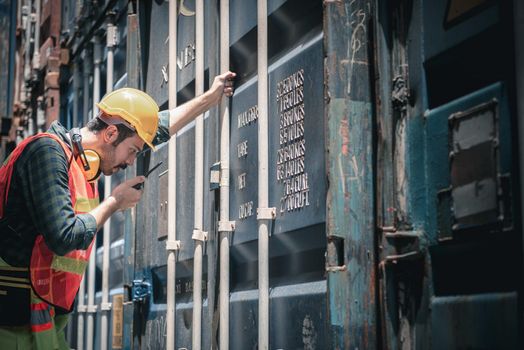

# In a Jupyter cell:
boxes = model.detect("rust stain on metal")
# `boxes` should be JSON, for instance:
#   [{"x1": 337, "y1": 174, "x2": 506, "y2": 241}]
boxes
[
  {"x1": 129, "y1": 15, "x2": 139, "y2": 31},
  {"x1": 324, "y1": 0, "x2": 346, "y2": 14},
  {"x1": 339, "y1": 118, "x2": 350, "y2": 156}
]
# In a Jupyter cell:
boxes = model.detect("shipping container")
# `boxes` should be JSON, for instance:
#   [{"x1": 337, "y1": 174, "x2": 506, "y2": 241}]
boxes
[{"x1": 3, "y1": 0, "x2": 524, "y2": 349}]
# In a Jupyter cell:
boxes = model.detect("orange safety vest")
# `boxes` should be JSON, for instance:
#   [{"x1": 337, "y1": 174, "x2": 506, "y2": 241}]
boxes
[{"x1": 0, "y1": 132, "x2": 99, "y2": 313}]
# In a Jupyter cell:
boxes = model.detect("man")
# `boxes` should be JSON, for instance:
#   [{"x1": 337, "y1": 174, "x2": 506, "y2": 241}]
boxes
[{"x1": 0, "y1": 71, "x2": 235, "y2": 349}]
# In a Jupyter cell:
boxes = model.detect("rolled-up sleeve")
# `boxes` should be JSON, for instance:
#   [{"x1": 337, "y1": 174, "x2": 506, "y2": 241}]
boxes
[
  {"x1": 18, "y1": 138, "x2": 97, "y2": 255},
  {"x1": 152, "y1": 110, "x2": 171, "y2": 146}
]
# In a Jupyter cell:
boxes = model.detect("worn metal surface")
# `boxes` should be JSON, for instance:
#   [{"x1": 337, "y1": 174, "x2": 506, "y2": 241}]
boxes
[
  {"x1": 325, "y1": 0, "x2": 376, "y2": 348},
  {"x1": 426, "y1": 83, "x2": 513, "y2": 241},
  {"x1": 431, "y1": 292, "x2": 518, "y2": 349},
  {"x1": 144, "y1": 0, "x2": 170, "y2": 107},
  {"x1": 374, "y1": 1, "x2": 433, "y2": 349},
  {"x1": 122, "y1": 11, "x2": 142, "y2": 350},
  {"x1": 129, "y1": 0, "x2": 223, "y2": 348},
  {"x1": 229, "y1": 78, "x2": 259, "y2": 241},
  {"x1": 230, "y1": 36, "x2": 325, "y2": 240},
  {"x1": 268, "y1": 36, "x2": 325, "y2": 234},
  {"x1": 230, "y1": 0, "x2": 322, "y2": 85},
  {"x1": 448, "y1": 100, "x2": 500, "y2": 230},
  {"x1": 426, "y1": 81, "x2": 519, "y2": 348}
]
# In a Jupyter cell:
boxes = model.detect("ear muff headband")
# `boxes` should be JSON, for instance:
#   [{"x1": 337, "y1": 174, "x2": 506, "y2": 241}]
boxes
[{"x1": 69, "y1": 128, "x2": 102, "y2": 182}]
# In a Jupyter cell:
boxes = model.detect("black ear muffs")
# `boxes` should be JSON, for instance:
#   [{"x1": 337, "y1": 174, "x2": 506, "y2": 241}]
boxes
[{"x1": 69, "y1": 128, "x2": 102, "y2": 182}]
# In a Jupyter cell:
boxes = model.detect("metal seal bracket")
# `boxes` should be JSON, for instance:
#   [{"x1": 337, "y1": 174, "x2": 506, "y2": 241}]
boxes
[
  {"x1": 86, "y1": 305, "x2": 98, "y2": 313},
  {"x1": 257, "y1": 207, "x2": 276, "y2": 220},
  {"x1": 106, "y1": 24, "x2": 117, "y2": 48},
  {"x1": 77, "y1": 305, "x2": 87, "y2": 313},
  {"x1": 218, "y1": 220, "x2": 235, "y2": 232},
  {"x1": 100, "y1": 302, "x2": 112, "y2": 311},
  {"x1": 192, "y1": 229, "x2": 208, "y2": 242},
  {"x1": 166, "y1": 240, "x2": 181, "y2": 251}
]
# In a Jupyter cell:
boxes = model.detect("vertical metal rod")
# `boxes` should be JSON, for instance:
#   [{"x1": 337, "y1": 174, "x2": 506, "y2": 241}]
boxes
[
  {"x1": 166, "y1": 0, "x2": 178, "y2": 348},
  {"x1": 72, "y1": 61, "x2": 80, "y2": 127},
  {"x1": 100, "y1": 21, "x2": 116, "y2": 350},
  {"x1": 257, "y1": 0, "x2": 269, "y2": 349},
  {"x1": 86, "y1": 35, "x2": 101, "y2": 350},
  {"x1": 82, "y1": 50, "x2": 91, "y2": 124},
  {"x1": 92, "y1": 36, "x2": 101, "y2": 118},
  {"x1": 78, "y1": 48, "x2": 92, "y2": 350},
  {"x1": 85, "y1": 240, "x2": 97, "y2": 350},
  {"x1": 192, "y1": 0, "x2": 205, "y2": 349},
  {"x1": 219, "y1": 0, "x2": 231, "y2": 348},
  {"x1": 77, "y1": 277, "x2": 86, "y2": 350},
  {"x1": 32, "y1": 0, "x2": 41, "y2": 72}
]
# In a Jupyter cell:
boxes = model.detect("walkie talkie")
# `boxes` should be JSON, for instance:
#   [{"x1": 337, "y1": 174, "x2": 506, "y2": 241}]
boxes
[{"x1": 133, "y1": 161, "x2": 163, "y2": 190}]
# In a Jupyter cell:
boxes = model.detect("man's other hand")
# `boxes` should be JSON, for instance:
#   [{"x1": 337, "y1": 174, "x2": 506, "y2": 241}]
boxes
[{"x1": 111, "y1": 176, "x2": 146, "y2": 210}]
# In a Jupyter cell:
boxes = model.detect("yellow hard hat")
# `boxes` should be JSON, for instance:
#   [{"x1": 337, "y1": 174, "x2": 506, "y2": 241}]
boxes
[{"x1": 96, "y1": 88, "x2": 159, "y2": 150}]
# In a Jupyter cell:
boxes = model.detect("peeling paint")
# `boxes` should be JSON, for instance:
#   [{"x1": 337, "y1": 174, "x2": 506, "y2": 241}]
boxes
[
  {"x1": 302, "y1": 314, "x2": 318, "y2": 350},
  {"x1": 395, "y1": 115, "x2": 408, "y2": 221},
  {"x1": 145, "y1": 315, "x2": 167, "y2": 350}
]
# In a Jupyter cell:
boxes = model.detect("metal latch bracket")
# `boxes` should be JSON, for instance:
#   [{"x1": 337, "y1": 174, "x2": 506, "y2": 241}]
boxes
[
  {"x1": 192, "y1": 229, "x2": 208, "y2": 242},
  {"x1": 86, "y1": 305, "x2": 98, "y2": 313},
  {"x1": 209, "y1": 162, "x2": 221, "y2": 191},
  {"x1": 257, "y1": 207, "x2": 276, "y2": 220},
  {"x1": 218, "y1": 220, "x2": 236, "y2": 232},
  {"x1": 77, "y1": 305, "x2": 87, "y2": 313},
  {"x1": 166, "y1": 240, "x2": 181, "y2": 251}
]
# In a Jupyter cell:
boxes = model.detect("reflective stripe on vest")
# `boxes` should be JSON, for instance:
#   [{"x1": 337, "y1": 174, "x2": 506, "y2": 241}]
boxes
[
  {"x1": 50, "y1": 255, "x2": 88, "y2": 275},
  {"x1": 0, "y1": 133, "x2": 99, "y2": 313},
  {"x1": 30, "y1": 301, "x2": 54, "y2": 332}
]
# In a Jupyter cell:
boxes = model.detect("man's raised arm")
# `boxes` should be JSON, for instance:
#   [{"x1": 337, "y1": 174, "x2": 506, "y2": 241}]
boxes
[{"x1": 168, "y1": 71, "x2": 236, "y2": 136}]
